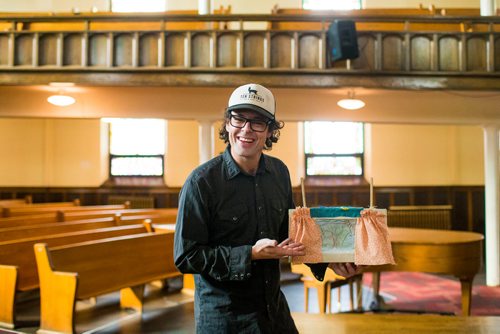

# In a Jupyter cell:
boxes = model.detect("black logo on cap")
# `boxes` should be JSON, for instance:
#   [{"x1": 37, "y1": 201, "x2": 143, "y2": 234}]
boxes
[{"x1": 239, "y1": 86, "x2": 264, "y2": 103}]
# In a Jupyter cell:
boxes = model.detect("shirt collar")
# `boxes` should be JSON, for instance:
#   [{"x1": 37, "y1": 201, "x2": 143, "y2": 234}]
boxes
[{"x1": 223, "y1": 145, "x2": 270, "y2": 180}]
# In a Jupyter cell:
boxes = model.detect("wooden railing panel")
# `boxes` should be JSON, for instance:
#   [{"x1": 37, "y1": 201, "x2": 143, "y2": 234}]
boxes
[
  {"x1": 0, "y1": 35, "x2": 8, "y2": 65},
  {"x1": 88, "y1": 33, "x2": 107, "y2": 66},
  {"x1": 382, "y1": 35, "x2": 404, "y2": 71},
  {"x1": 91, "y1": 21, "x2": 162, "y2": 31},
  {"x1": 439, "y1": 36, "x2": 460, "y2": 71},
  {"x1": 39, "y1": 33, "x2": 57, "y2": 66},
  {"x1": 113, "y1": 33, "x2": 131, "y2": 67},
  {"x1": 165, "y1": 32, "x2": 185, "y2": 67},
  {"x1": 299, "y1": 34, "x2": 320, "y2": 68},
  {"x1": 1, "y1": 14, "x2": 500, "y2": 90},
  {"x1": 351, "y1": 33, "x2": 375, "y2": 70},
  {"x1": 139, "y1": 33, "x2": 159, "y2": 67},
  {"x1": 191, "y1": 33, "x2": 210, "y2": 67},
  {"x1": 243, "y1": 33, "x2": 264, "y2": 67},
  {"x1": 14, "y1": 34, "x2": 32, "y2": 66},
  {"x1": 496, "y1": 37, "x2": 500, "y2": 71},
  {"x1": 467, "y1": 36, "x2": 487, "y2": 71},
  {"x1": 217, "y1": 32, "x2": 237, "y2": 67},
  {"x1": 24, "y1": 22, "x2": 85, "y2": 31},
  {"x1": 63, "y1": 33, "x2": 82, "y2": 66},
  {"x1": 271, "y1": 33, "x2": 292, "y2": 68},
  {"x1": 410, "y1": 35, "x2": 431, "y2": 71}
]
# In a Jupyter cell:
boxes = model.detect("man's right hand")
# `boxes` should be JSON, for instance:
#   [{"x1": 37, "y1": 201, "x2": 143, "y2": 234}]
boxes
[{"x1": 251, "y1": 238, "x2": 305, "y2": 260}]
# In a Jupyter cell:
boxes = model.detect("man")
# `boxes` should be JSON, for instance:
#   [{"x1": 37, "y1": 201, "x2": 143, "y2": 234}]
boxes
[{"x1": 174, "y1": 83, "x2": 359, "y2": 333}]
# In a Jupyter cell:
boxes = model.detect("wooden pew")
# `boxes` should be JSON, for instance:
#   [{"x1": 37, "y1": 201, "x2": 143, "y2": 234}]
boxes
[
  {"x1": 35, "y1": 232, "x2": 178, "y2": 334},
  {"x1": 0, "y1": 208, "x2": 177, "y2": 229},
  {"x1": 0, "y1": 213, "x2": 57, "y2": 229},
  {"x1": 0, "y1": 198, "x2": 30, "y2": 207},
  {"x1": 0, "y1": 198, "x2": 79, "y2": 211},
  {"x1": 2, "y1": 203, "x2": 128, "y2": 218},
  {"x1": 59, "y1": 208, "x2": 177, "y2": 222},
  {"x1": 0, "y1": 223, "x2": 150, "y2": 329},
  {"x1": 0, "y1": 217, "x2": 126, "y2": 242}
]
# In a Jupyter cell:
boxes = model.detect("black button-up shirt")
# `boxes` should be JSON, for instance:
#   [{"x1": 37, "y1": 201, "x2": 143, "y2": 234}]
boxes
[{"x1": 174, "y1": 146, "x2": 298, "y2": 333}]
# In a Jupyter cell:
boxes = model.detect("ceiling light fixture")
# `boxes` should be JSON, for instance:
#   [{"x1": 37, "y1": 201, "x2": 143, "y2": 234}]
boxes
[
  {"x1": 47, "y1": 82, "x2": 76, "y2": 107},
  {"x1": 47, "y1": 93, "x2": 76, "y2": 107},
  {"x1": 337, "y1": 90, "x2": 365, "y2": 110}
]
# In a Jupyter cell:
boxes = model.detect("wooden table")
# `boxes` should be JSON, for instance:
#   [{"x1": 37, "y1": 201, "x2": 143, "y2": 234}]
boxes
[
  {"x1": 294, "y1": 227, "x2": 484, "y2": 316},
  {"x1": 369, "y1": 227, "x2": 484, "y2": 316},
  {"x1": 292, "y1": 313, "x2": 500, "y2": 334}
]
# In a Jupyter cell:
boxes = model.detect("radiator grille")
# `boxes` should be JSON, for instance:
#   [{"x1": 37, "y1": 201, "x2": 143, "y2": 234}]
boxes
[
  {"x1": 387, "y1": 205, "x2": 452, "y2": 230},
  {"x1": 108, "y1": 196, "x2": 155, "y2": 209}
]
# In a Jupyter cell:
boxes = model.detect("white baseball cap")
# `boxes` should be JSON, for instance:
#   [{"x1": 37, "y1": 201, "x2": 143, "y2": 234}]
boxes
[{"x1": 227, "y1": 83, "x2": 276, "y2": 119}]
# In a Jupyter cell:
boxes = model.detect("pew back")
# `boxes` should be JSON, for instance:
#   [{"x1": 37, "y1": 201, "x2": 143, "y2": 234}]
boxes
[
  {"x1": 0, "y1": 213, "x2": 57, "y2": 228},
  {"x1": 0, "y1": 223, "x2": 150, "y2": 328},
  {"x1": 60, "y1": 208, "x2": 178, "y2": 221},
  {"x1": 34, "y1": 232, "x2": 178, "y2": 333},
  {"x1": 2, "y1": 204, "x2": 127, "y2": 217},
  {"x1": 0, "y1": 217, "x2": 121, "y2": 242},
  {"x1": 37, "y1": 232, "x2": 176, "y2": 298},
  {"x1": 0, "y1": 224, "x2": 148, "y2": 291}
]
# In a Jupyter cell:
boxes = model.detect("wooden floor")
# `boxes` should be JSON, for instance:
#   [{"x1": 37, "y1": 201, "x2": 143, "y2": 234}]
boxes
[
  {"x1": 4, "y1": 272, "x2": 499, "y2": 334},
  {"x1": 293, "y1": 313, "x2": 500, "y2": 334}
]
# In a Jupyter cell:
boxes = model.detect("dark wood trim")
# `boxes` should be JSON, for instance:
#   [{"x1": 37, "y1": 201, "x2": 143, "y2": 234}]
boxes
[{"x1": 0, "y1": 184, "x2": 484, "y2": 233}]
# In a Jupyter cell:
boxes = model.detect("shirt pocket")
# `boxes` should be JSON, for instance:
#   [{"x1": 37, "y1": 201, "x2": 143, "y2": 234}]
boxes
[
  {"x1": 217, "y1": 203, "x2": 249, "y2": 227},
  {"x1": 270, "y1": 199, "x2": 287, "y2": 225}
]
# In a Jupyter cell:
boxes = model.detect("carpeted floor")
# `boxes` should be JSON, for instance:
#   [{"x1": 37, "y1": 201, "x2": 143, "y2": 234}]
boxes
[{"x1": 362, "y1": 272, "x2": 500, "y2": 316}]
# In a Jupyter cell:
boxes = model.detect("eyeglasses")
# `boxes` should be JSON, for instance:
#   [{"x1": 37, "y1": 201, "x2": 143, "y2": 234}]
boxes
[{"x1": 229, "y1": 114, "x2": 271, "y2": 132}]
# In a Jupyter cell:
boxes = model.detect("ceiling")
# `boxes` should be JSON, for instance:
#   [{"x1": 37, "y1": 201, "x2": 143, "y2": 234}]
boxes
[{"x1": 1, "y1": 85, "x2": 499, "y2": 125}]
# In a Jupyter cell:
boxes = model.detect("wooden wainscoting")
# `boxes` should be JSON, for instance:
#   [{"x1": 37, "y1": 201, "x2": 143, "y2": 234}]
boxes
[{"x1": 0, "y1": 184, "x2": 484, "y2": 233}]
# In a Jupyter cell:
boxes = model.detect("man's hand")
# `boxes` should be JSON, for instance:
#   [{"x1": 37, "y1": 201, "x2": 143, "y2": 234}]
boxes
[
  {"x1": 328, "y1": 263, "x2": 365, "y2": 279},
  {"x1": 251, "y1": 238, "x2": 305, "y2": 260}
]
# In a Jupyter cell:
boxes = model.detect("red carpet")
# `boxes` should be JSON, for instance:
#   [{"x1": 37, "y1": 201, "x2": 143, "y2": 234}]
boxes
[{"x1": 363, "y1": 272, "x2": 500, "y2": 316}]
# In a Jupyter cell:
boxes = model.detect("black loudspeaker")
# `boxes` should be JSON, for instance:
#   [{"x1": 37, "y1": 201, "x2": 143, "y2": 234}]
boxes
[{"x1": 327, "y1": 20, "x2": 359, "y2": 62}]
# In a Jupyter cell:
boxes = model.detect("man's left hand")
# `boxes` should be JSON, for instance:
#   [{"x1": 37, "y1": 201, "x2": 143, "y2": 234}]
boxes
[{"x1": 328, "y1": 263, "x2": 364, "y2": 278}]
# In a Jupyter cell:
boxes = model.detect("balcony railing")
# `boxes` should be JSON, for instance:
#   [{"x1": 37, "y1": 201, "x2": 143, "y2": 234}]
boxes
[{"x1": 1, "y1": 13, "x2": 499, "y2": 89}]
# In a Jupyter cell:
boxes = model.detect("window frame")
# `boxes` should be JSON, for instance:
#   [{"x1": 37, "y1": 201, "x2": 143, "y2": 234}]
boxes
[
  {"x1": 109, "y1": 154, "x2": 165, "y2": 177},
  {"x1": 304, "y1": 122, "x2": 365, "y2": 178}
]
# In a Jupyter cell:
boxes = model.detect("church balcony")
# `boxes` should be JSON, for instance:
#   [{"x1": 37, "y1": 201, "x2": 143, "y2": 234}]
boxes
[{"x1": 1, "y1": 13, "x2": 500, "y2": 90}]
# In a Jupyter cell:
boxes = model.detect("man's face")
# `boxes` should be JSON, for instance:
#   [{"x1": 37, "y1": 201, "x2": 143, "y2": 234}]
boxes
[{"x1": 225, "y1": 110, "x2": 272, "y2": 161}]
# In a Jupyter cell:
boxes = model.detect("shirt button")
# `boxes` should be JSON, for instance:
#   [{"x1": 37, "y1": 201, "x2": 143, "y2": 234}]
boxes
[
  {"x1": 265, "y1": 280, "x2": 269, "y2": 285},
  {"x1": 232, "y1": 216, "x2": 237, "y2": 222},
  {"x1": 258, "y1": 206, "x2": 262, "y2": 211},
  {"x1": 256, "y1": 183, "x2": 259, "y2": 187},
  {"x1": 260, "y1": 232, "x2": 265, "y2": 236}
]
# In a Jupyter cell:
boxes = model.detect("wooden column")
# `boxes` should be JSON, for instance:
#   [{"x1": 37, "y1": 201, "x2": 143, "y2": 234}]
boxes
[
  {"x1": 198, "y1": 120, "x2": 214, "y2": 165},
  {"x1": 483, "y1": 125, "x2": 500, "y2": 286},
  {"x1": 480, "y1": 0, "x2": 496, "y2": 16}
]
